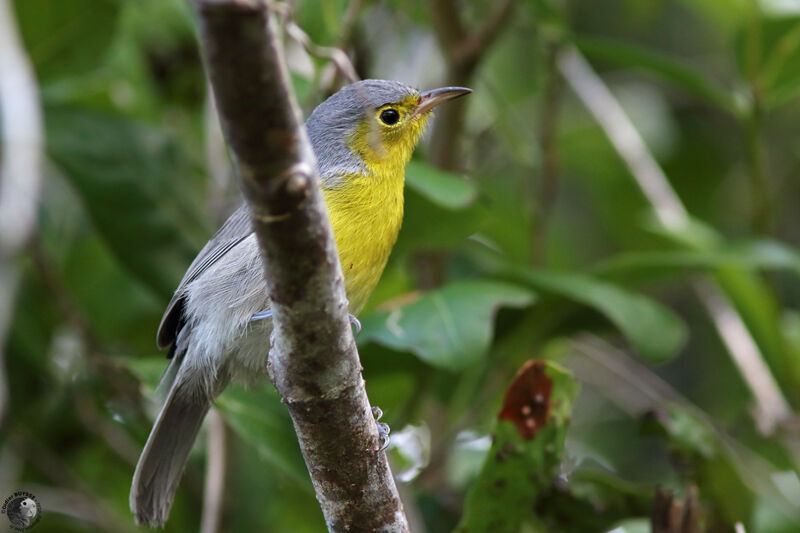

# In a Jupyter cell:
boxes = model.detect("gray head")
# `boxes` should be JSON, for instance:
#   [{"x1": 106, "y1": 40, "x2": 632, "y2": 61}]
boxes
[{"x1": 305, "y1": 79, "x2": 471, "y2": 186}]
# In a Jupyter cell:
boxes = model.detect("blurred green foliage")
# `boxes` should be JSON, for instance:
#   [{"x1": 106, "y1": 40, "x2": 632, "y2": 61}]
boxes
[{"x1": 3, "y1": 0, "x2": 800, "y2": 531}]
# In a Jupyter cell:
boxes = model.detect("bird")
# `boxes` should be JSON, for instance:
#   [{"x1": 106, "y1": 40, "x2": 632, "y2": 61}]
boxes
[{"x1": 130, "y1": 79, "x2": 471, "y2": 527}]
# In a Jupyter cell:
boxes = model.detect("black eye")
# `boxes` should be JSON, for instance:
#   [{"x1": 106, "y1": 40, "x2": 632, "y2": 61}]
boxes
[{"x1": 379, "y1": 108, "x2": 400, "y2": 125}]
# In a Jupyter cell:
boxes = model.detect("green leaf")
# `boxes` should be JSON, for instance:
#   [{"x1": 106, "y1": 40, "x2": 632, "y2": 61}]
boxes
[
  {"x1": 216, "y1": 385, "x2": 311, "y2": 489},
  {"x1": 643, "y1": 405, "x2": 754, "y2": 524},
  {"x1": 46, "y1": 106, "x2": 200, "y2": 299},
  {"x1": 513, "y1": 269, "x2": 688, "y2": 363},
  {"x1": 644, "y1": 403, "x2": 800, "y2": 525},
  {"x1": 13, "y1": 0, "x2": 121, "y2": 82},
  {"x1": 760, "y1": 21, "x2": 800, "y2": 108},
  {"x1": 395, "y1": 187, "x2": 486, "y2": 253},
  {"x1": 456, "y1": 360, "x2": 579, "y2": 532},
  {"x1": 715, "y1": 268, "x2": 800, "y2": 404},
  {"x1": 535, "y1": 468, "x2": 653, "y2": 533},
  {"x1": 576, "y1": 36, "x2": 738, "y2": 114},
  {"x1": 405, "y1": 160, "x2": 477, "y2": 210},
  {"x1": 637, "y1": 218, "x2": 800, "y2": 397},
  {"x1": 119, "y1": 356, "x2": 166, "y2": 394},
  {"x1": 595, "y1": 239, "x2": 800, "y2": 282},
  {"x1": 59, "y1": 236, "x2": 164, "y2": 352},
  {"x1": 734, "y1": 15, "x2": 800, "y2": 109},
  {"x1": 359, "y1": 280, "x2": 535, "y2": 370}
]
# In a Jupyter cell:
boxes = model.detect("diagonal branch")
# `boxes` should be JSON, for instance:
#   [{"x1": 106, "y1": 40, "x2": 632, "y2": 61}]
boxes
[
  {"x1": 558, "y1": 45, "x2": 792, "y2": 433},
  {"x1": 557, "y1": 48, "x2": 687, "y2": 229},
  {"x1": 191, "y1": 0, "x2": 408, "y2": 530},
  {"x1": 456, "y1": 0, "x2": 517, "y2": 67}
]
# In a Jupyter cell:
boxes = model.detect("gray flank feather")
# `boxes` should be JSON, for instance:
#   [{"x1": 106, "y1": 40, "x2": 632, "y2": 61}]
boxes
[{"x1": 157, "y1": 205, "x2": 253, "y2": 348}]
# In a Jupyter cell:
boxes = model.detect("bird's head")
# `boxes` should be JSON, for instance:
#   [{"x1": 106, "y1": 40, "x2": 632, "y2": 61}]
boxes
[
  {"x1": 19, "y1": 499, "x2": 37, "y2": 518},
  {"x1": 307, "y1": 79, "x2": 471, "y2": 184}
]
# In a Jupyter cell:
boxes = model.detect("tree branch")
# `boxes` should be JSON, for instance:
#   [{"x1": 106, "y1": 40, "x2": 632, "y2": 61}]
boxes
[{"x1": 191, "y1": 1, "x2": 408, "y2": 530}]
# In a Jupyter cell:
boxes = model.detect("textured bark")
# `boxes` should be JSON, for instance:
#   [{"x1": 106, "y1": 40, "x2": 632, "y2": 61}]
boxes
[{"x1": 192, "y1": 1, "x2": 408, "y2": 530}]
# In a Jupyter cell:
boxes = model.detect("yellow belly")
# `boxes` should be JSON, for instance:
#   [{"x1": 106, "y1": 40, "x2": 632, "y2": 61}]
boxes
[{"x1": 323, "y1": 171, "x2": 404, "y2": 314}]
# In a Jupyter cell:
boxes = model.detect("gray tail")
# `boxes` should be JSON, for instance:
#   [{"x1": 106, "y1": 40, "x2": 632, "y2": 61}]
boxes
[{"x1": 130, "y1": 369, "x2": 225, "y2": 527}]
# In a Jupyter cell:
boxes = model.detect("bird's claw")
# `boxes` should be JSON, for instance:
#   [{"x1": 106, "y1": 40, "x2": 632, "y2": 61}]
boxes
[
  {"x1": 372, "y1": 406, "x2": 391, "y2": 452},
  {"x1": 349, "y1": 314, "x2": 361, "y2": 336}
]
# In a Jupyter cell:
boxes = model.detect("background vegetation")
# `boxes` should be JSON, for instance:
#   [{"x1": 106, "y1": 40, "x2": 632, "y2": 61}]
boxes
[{"x1": 3, "y1": 0, "x2": 800, "y2": 531}]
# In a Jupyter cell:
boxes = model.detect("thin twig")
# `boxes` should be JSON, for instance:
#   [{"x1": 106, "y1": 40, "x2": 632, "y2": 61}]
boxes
[
  {"x1": 420, "y1": 0, "x2": 519, "y2": 289},
  {"x1": 558, "y1": 45, "x2": 793, "y2": 433},
  {"x1": 693, "y1": 279, "x2": 792, "y2": 432},
  {"x1": 284, "y1": 20, "x2": 359, "y2": 84},
  {"x1": 322, "y1": 0, "x2": 364, "y2": 95},
  {"x1": 743, "y1": 2, "x2": 772, "y2": 234},
  {"x1": 429, "y1": 0, "x2": 467, "y2": 59},
  {"x1": 270, "y1": 2, "x2": 359, "y2": 85},
  {"x1": 0, "y1": 0, "x2": 44, "y2": 424},
  {"x1": 457, "y1": 0, "x2": 518, "y2": 67},
  {"x1": 428, "y1": 0, "x2": 519, "y2": 169},
  {"x1": 558, "y1": 47, "x2": 687, "y2": 229},
  {"x1": 338, "y1": 0, "x2": 363, "y2": 49},
  {"x1": 73, "y1": 393, "x2": 141, "y2": 466},
  {"x1": 192, "y1": 0, "x2": 408, "y2": 529},
  {"x1": 532, "y1": 40, "x2": 563, "y2": 265},
  {"x1": 201, "y1": 409, "x2": 226, "y2": 533}
]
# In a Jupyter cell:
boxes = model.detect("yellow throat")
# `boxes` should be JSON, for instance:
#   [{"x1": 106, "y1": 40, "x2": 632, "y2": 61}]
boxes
[{"x1": 322, "y1": 109, "x2": 429, "y2": 314}]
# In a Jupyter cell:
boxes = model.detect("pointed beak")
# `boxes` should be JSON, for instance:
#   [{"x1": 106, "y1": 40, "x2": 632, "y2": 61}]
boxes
[{"x1": 415, "y1": 86, "x2": 472, "y2": 116}]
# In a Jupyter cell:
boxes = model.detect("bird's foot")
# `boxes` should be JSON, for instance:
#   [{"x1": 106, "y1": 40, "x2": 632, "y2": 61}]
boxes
[
  {"x1": 250, "y1": 310, "x2": 273, "y2": 322},
  {"x1": 372, "y1": 406, "x2": 391, "y2": 452},
  {"x1": 251, "y1": 309, "x2": 360, "y2": 336},
  {"x1": 349, "y1": 314, "x2": 361, "y2": 336}
]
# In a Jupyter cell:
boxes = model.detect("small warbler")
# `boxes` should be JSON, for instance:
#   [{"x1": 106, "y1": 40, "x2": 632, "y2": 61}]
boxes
[{"x1": 130, "y1": 79, "x2": 470, "y2": 526}]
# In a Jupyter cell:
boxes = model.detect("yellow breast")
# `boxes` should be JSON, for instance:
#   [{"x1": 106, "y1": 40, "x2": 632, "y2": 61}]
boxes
[{"x1": 322, "y1": 168, "x2": 404, "y2": 314}]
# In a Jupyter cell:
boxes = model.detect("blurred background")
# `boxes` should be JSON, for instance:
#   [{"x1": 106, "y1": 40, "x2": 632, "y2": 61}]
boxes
[{"x1": 2, "y1": 0, "x2": 800, "y2": 531}]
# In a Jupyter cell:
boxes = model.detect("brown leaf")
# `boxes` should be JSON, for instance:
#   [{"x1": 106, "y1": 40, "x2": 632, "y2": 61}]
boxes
[{"x1": 497, "y1": 360, "x2": 553, "y2": 439}]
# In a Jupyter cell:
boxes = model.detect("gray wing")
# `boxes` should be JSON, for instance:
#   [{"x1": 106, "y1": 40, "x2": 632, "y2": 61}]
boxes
[{"x1": 157, "y1": 205, "x2": 253, "y2": 349}]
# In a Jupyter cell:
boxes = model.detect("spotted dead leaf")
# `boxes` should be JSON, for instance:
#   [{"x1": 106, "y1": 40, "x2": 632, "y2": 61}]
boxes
[
  {"x1": 498, "y1": 360, "x2": 553, "y2": 439},
  {"x1": 455, "y1": 360, "x2": 578, "y2": 532}
]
